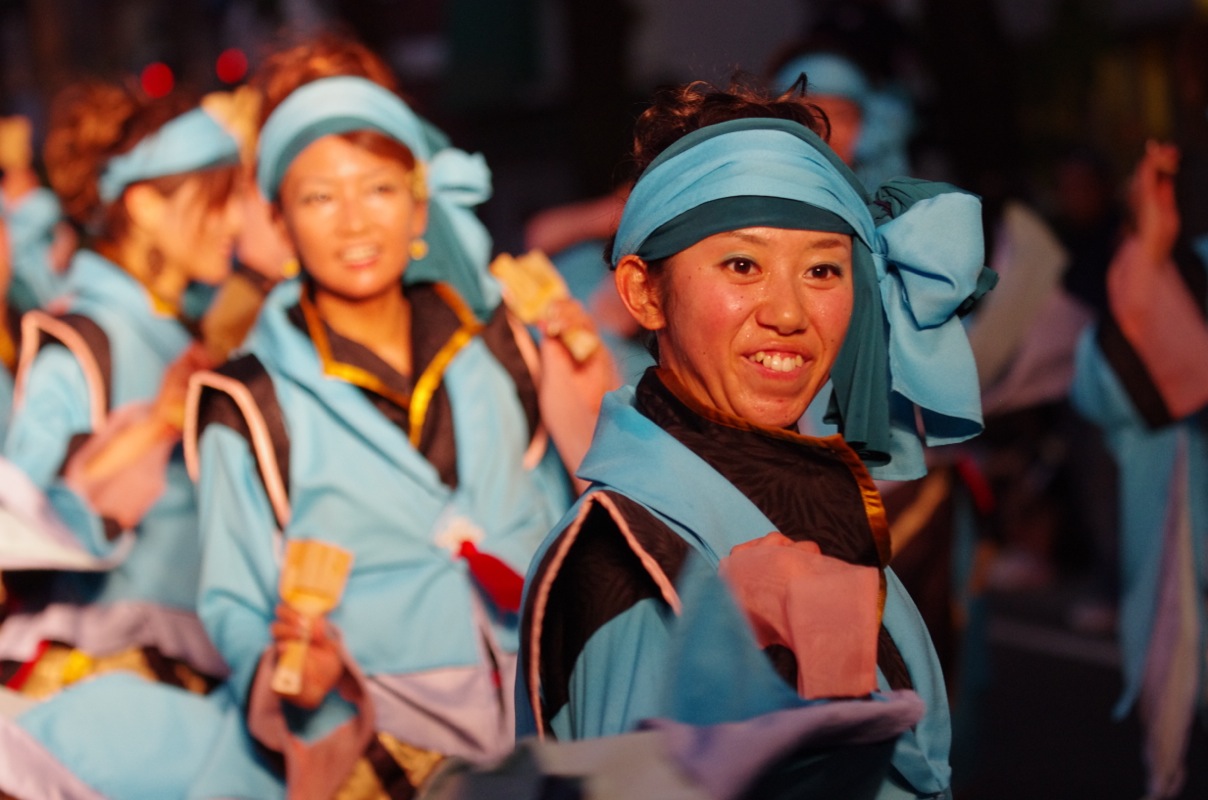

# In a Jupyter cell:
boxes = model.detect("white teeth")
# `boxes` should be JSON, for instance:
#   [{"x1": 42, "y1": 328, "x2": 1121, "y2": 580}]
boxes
[
  {"x1": 342, "y1": 244, "x2": 378, "y2": 262},
  {"x1": 750, "y1": 352, "x2": 804, "y2": 373}
]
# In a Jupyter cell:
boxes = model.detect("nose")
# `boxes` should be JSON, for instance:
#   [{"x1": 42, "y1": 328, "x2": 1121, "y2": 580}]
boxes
[
  {"x1": 336, "y1": 188, "x2": 369, "y2": 234},
  {"x1": 755, "y1": 272, "x2": 809, "y2": 334}
]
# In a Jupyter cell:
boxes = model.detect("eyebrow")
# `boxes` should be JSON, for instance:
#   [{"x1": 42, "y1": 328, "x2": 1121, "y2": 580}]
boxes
[{"x1": 725, "y1": 231, "x2": 849, "y2": 250}]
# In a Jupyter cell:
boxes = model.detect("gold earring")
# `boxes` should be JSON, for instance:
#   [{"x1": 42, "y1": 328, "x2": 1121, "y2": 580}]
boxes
[{"x1": 409, "y1": 239, "x2": 429, "y2": 260}]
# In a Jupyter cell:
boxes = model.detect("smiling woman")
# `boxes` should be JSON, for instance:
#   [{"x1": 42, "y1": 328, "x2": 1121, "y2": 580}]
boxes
[
  {"x1": 616, "y1": 225, "x2": 854, "y2": 427},
  {"x1": 517, "y1": 80, "x2": 994, "y2": 799}
]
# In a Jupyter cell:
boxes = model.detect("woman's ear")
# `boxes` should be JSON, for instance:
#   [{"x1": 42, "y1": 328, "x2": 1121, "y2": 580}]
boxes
[{"x1": 614, "y1": 255, "x2": 666, "y2": 331}]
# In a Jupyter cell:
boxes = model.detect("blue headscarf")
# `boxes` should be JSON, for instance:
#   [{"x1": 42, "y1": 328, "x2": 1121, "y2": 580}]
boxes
[
  {"x1": 97, "y1": 108, "x2": 241, "y2": 203},
  {"x1": 613, "y1": 118, "x2": 995, "y2": 480},
  {"x1": 257, "y1": 76, "x2": 499, "y2": 319}
]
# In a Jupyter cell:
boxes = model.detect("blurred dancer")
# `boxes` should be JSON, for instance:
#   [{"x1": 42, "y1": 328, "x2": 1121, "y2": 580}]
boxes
[
  {"x1": 0, "y1": 115, "x2": 75, "y2": 313},
  {"x1": 1071, "y1": 141, "x2": 1208, "y2": 800},
  {"x1": 0, "y1": 78, "x2": 242, "y2": 697}
]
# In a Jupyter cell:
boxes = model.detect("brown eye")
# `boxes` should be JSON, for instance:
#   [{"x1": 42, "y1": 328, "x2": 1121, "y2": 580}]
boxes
[{"x1": 724, "y1": 258, "x2": 757, "y2": 275}]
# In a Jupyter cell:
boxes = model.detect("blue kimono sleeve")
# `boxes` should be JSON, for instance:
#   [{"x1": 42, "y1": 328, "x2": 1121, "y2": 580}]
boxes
[
  {"x1": 550, "y1": 597, "x2": 675, "y2": 740},
  {"x1": 3, "y1": 344, "x2": 114, "y2": 556},
  {"x1": 194, "y1": 423, "x2": 279, "y2": 702}
]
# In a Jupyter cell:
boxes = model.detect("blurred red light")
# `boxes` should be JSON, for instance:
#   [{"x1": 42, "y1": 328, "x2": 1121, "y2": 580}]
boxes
[
  {"x1": 216, "y1": 48, "x2": 248, "y2": 84},
  {"x1": 141, "y1": 62, "x2": 174, "y2": 98}
]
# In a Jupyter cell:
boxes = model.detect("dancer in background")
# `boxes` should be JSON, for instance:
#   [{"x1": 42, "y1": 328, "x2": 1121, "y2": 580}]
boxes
[
  {"x1": 0, "y1": 115, "x2": 75, "y2": 313},
  {"x1": 0, "y1": 78, "x2": 243, "y2": 697},
  {"x1": 181, "y1": 35, "x2": 616, "y2": 799},
  {"x1": 1071, "y1": 140, "x2": 1208, "y2": 800}
]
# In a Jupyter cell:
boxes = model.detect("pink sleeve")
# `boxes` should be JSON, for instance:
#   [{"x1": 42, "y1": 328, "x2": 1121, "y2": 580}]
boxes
[
  {"x1": 1108, "y1": 238, "x2": 1208, "y2": 420},
  {"x1": 719, "y1": 532, "x2": 881, "y2": 700}
]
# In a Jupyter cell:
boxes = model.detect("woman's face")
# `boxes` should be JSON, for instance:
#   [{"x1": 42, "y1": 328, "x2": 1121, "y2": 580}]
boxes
[
  {"x1": 155, "y1": 174, "x2": 241, "y2": 286},
  {"x1": 277, "y1": 134, "x2": 426, "y2": 303},
  {"x1": 626, "y1": 227, "x2": 854, "y2": 428}
]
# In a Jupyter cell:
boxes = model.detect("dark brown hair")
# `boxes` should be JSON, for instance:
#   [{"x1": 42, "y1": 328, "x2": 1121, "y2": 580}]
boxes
[
  {"x1": 252, "y1": 31, "x2": 402, "y2": 126},
  {"x1": 622, "y1": 78, "x2": 829, "y2": 184}
]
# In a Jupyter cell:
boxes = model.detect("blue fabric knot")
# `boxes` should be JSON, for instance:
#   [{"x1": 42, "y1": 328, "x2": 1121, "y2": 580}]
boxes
[
  {"x1": 871, "y1": 187, "x2": 986, "y2": 465},
  {"x1": 427, "y1": 148, "x2": 492, "y2": 208}
]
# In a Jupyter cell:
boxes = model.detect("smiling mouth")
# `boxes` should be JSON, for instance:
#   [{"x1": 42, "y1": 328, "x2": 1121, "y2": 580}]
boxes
[
  {"x1": 340, "y1": 244, "x2": 380, "y2": 265},
  {"x1": 750, "y1": 351, "x2": 805, "y2": 373}
]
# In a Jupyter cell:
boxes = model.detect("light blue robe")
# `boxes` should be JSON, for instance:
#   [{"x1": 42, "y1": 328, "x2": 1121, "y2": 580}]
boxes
[
  {"x1": 0, "y1": 249, "x2": 223, "y2": 675},
  {"x1": 518, "y1": 386, "x2": 953, "y2": 800}
]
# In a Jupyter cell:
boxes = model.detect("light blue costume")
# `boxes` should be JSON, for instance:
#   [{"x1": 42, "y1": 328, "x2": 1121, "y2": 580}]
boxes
[
  {"x1": 518, "y1": 117, "x2": 992, "y2": 800},
  {"x1": 1, "y1": 186, "x2": 66, "y2": 313},
  {"x1": 0, "y1": 108, "x2": 240, "y2": 678},
  {"x1": 188, "y1": 76, "x2": 574, "y2": 797},
  {"x1": 0, "y1": 249, "x2": 226, "y2": 677}
]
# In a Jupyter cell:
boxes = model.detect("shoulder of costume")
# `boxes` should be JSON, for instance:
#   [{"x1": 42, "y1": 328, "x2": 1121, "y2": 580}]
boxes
[
  {"x1": 519, "y1": 486, "x2": 689, "y2": 734},
  {"x1": 183, "y1": 353, "x2": 292, "y2": 529},
  {"x1": 16, "y1": 308, "x2": 113, "y2": 430}
]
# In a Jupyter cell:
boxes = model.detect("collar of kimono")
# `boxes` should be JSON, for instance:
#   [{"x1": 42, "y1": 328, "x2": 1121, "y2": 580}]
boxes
[
  {"x1": 98, "y1": 108, "x2": 240, "y2": 203},
  {"x1": 298, "y1": 282, "x2": 483, "y2": 447}
]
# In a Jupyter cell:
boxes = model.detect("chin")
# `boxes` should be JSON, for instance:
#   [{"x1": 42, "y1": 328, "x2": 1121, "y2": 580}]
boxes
[{"x1": 740, "y1": 404, "x2": 807, "y2": 430}]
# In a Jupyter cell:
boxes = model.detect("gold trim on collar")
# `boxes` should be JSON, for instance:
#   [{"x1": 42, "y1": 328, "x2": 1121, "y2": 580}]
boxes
[
  {"x1": 300, "y1": 284, "x2": 484, "y2": 447},
  {"x1": 409, "y1": 284, "x2": 483, "y2": 447}
]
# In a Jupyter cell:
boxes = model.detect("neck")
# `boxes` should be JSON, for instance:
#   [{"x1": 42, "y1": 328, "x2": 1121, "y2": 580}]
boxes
[{"x1": 313, "y1": 283, "x2": 413, "y2": 376}]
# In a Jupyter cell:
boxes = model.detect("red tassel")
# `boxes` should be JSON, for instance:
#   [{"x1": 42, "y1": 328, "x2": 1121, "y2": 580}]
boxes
[
  {"x1": 458, "y1": 541, "x2": 524, "y2": 613},
  {"x1": 5, "y1": 639, "x2": 50, "y2": 691},
  {"x1": 955, "y1": 456, "x2": 996, "y2": 516}
]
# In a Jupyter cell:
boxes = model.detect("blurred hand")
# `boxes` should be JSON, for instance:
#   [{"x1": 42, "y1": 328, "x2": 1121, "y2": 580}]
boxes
[
  {"x1": 1129, "y1": 140, "x2": 1180, "y2": 267},
  {"x1": 540, "y1": 297, "x2": 602, "y2": 365},
  {"x1": 154, "y1": 342, "x2": 219, "y2": 430},
  {"x1": 270, "y1": 602, "x2": 343, "y2": 710},
  {"x1": 0, "y1": 116, "x2": 33, "y2": 173}
]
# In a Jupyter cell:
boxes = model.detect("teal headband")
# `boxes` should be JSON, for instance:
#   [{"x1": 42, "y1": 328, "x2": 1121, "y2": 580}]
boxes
[
  {"x1": 256, "y1": 76, "x2": 499, "y2": 319},
  {"x1": 98, "y1": 108, "x2": 241, "y2": 204},
  {"x1": 615, "y1": 118, "x2": 994, "y2": 479},
  {"x1": 613, "y1": 119, "x2": 870, "y2": 264}
]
